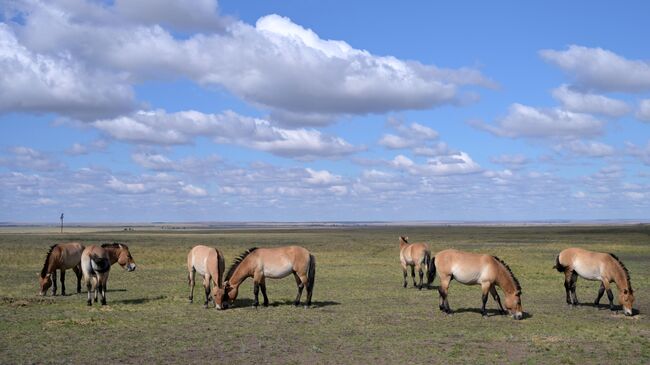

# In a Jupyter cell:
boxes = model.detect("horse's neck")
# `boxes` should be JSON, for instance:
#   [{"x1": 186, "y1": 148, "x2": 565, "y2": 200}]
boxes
[
  {"x1": 495, "y1": 265, "x2": 517, "y2": 294},
  {"x1": 399, "y1": 241, "x2": 408, "y2": 250},
  {"x1": 105, "y1": 248, "x2": 119, "y2": 265},
  {"x1": 611, "y1": 262, "x2": 631, "y2": 291},
  {"x1": 229, "y1": 263, "x2": 252, "y2": 288},
  {"x1": 46, "y1": 249, "x2": 60, "y2": 272}
]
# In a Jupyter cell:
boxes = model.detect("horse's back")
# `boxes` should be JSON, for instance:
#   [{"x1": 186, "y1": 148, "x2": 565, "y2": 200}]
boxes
[
  {"x1": 60, "y1": 242, "x2": 84, "y2": 269},
  {"x1": 257, "y1": 246, "x2": 310, "y2": 279},
  {"x1": 559, "y1": 247, "x2": 610, "y2": 281},
  {"x1": 402, "y1": 243, "x2": 429, "y2": 265},
  {"x1": 435, "y1": 249, "x2": 495, "y2": 284}
]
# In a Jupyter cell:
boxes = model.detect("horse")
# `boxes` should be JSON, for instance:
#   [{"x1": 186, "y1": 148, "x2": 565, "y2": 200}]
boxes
[
  {"x1": 398, "y1": 236, "x2": 433, "y2": 289},
  {"x1": 554, "y1": 247, "x2": 634, "y2": 316},
  {"x1": 81, "y1": 243, "x2": 136, "y2": 306},
  {"x1": 187, "y1": 245, "x2": 226, "y2": 309},
  {"x1": 432, "y1": 249, "x2": 524, "y2": 320},
  {"x1": 81, "y1": 245, "x2": 111, "y2": 306},
  {"x1": 38, "y1": 242, "x2": 84, "y2": 296},
  {"x1": 223, "y1": 246, "x2": 316, "y2": 308}
]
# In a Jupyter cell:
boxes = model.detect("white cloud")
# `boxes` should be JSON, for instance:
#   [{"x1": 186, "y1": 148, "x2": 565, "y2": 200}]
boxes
[
  {"x1": 7, "y1": 2, "x2": 492, "y2": 125},
  {"x1": 379, "y1": 117, "x2": 440, "y2": 150},
  {"x1": 551, "y1": 84, "x2": 629, "y2": 117},
  {"x1": 304, "y1": 168, "x2": 342, "y2": 185},
  {"x1": 0, "y1": 24, "x2": 135, "y2": 119},
  {"x1": 636, "y1": 99, "x2": 650, "y2": 122},
  {"x1": 106, "y1": 176, "x2": 147, "y2": 194},
  {"x1": 0, "y1": 146, "x2": 64, "y2": 171},
  {"x1": 473, "y1": 103, "x2": 605, "y2": 139},
  {"x1": 132, "y1": 153, "x2": 175, "y2": 171},
  {"x1": 94, "y1": 109, "x2": 361, "y2": 160},
  {"x1": 540, "y1": 45, "x2": 650, "y2": 93},
  {"x1": 491, "y1": 154, "x2": 529, "y2": 168},
  {"x1": 625, "y1": 141, "x2": 650, "y2": 165},
  {"x1": 391, "y1": 152, "x2": 481, "y2": 176},
  {"x1": 114, "y1": 0, "x2": 231, "y2": 33},
  {"x1": 180, "y1": 183, "x2": 208, "y2": 197},
  {"x1": 555, "y1": 140, "x2": 615, "y2": 158}
]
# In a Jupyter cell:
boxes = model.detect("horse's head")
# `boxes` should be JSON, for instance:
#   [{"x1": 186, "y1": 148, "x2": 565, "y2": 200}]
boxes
[
  {"x1": 212, "y1": 285, "x2": 229, "y2": 310},
  {"x1": 116, "y1": 244, "x2": 136, "y2": 272},
  {"x1": 38, "y1": 273, "x2": 52, "y2": 296},
  {"x1": 619, "y1": 288, "x2": 634, "y2": 316},
  {"x1": 223, "y1": 281, "x2": 238, "y2": 305},
  {"x1": 504, "y1": 290, "x2": 523, "y2": 320}
]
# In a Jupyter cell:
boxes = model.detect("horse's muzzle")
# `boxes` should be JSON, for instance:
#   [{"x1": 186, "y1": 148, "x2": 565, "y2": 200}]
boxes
[
  {"x1": 513, "y1": 312, "x2": 523, "y2": 320},
  {"x1": 127, "y1": 264, "x2": 136, "y2": 272}
]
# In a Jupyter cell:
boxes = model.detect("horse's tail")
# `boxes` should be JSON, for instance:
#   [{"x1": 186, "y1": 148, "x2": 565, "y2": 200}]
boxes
[
  {"x1": 307, "y1": 254, "x2": 316, "y2": 294},
  {"x1": 424, "y1": 251, "x2": 433, "y2": 285},
  {"x1": 90, "y1": 254, "x2": 110, "y2": 273},
  {"x1": 553, "y1": 255, "x2": 566, "y2": 272},
  {"x1": 427, "y1": 255, "x2": 436, "y2": 284}
]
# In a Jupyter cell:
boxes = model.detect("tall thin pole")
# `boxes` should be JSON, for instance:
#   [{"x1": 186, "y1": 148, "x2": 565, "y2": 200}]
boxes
[{"x1": 60, "y1": 213, "x2": 64, "y2": 234}]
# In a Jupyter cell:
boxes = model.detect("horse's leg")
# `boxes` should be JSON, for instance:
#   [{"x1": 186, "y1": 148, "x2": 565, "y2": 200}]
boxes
[
  {"x1": 569, "y1": 271, "x2": 579, "y2": 305},
  {"x1": 594, "y1": 282, "x2": 606, "y2": 307},
  {"x1": 489, "y1": 285, "x2": 506, "y2": 315},
  {"x1": 417, "y1": 262, "x2": 424, "y2": 290},
  {"x1": 293, "y1": 272, "x2": 304, "y2": 306},
  {"x1": 100, "y1": 274, "x2": 107, "y2": 306},
  {"x1": 603, "y1": 281, "x2": 615, "y2": 311},
  {"x1": 202, "y1": 275, "x2": 210, "y2": 308},
  {"x1": 86, "y1": 276, "x2": 93, "y2": 306},
  {"x1": 438, "y1": 275, "x2": 451, "y2": 313},
  {"x1": 401, "y1": 263, "x2": 408, "y2": 288},
  {"x1": 188, "y1": 268, "x2": 196, "y2": 304},
  {"x1": 60, "y1": 269, "x2": 66, "y2": 296},
  {"x1": 411, "y1": 265, "x2": 417, "y2": 287},
  {"x1": 73, "y1": 265, "x2": 82, "y2": 294},
  {"x1": 252, "y1": 271, "x2": 263, "y2": 308},
  {"x1": 480, "y1": 282, "x2": 491, "y2": 317},
  {"x1": 52, "y1": 270, "x2": 58, "y2": 296},
  {"x1": 563, "y1": 270, "x2": 572, "y2": 305},
  {"x1": 260, "y1": 278, "x2": 269, "y2": 307}
]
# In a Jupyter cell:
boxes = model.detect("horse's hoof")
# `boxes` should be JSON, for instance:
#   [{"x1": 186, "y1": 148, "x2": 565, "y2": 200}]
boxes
[
  {"x1": 86, "y1": 301, "x2": 92, "y2": 306},
  {"x1": 203, "y1": 304, "x2": 208, "y2": 309},
  {"x1": 403, "y1": 283, "x2": 407, "y2": 288},
  {"x1": 482, "y1": 313, "x2": 488, "y2": 318}
]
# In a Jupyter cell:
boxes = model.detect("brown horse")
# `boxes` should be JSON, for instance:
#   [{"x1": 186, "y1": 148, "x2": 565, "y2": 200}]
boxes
[
  {"x1": 101, "y1": 243, "x2": 137, "y2": 272},
  {"x1": 554, "y1": 247, "x2": 634, "y2": 316},
  {"x1": 38, "y1": 242, "x2": 84, "y2": 296},
  {"x1": 223, "y1": 246, "x2": 316, "y2": 308},
  {"x1": 432, "y1": 249, "x2": 524, "y2": 320},
  {"x1": 399, "y1": 236, "x2": 433, "y2": 289},
  {"x1": 187, "y1": 245, "x2": 226, "y2": 309}
]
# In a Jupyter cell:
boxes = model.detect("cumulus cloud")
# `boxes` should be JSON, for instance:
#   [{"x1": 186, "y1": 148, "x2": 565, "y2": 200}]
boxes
[
  {"x1": 106, "y1": 176, "x2": 147, "y2": 194},
  {"x1": 0, "y1": 24, "x2": 135, "y2": 119},
  {"x1": 391, "y1": 152, "x2": 481, "y2": 176},
  {"x1": 540, "y1": 45, "x2": 650, "y2": 93},
  {"x1": 636, "y1": 99, "x2": 650, "y2": 122},
  {"x1": 304, "y1": 168, "x2": 343, "y2": 185},
  {"x1": 551, "y1": 84, "x2": 629, "y2": 117},
  {"x1": 491, "y1": 154, "x2": 529, "y2": 168},
  {"x1": 472, "y1": 103, "x2": 605, "y2": 139},
  {"x1": 554, "y1": 140, "x2": 615, "y2": 158},
  {"x1": 6, "y1": 1, "x2": 492, "y2": 125},
  {"x1": 180, "y1": 183, "x2": 208, "y2": 197},
  {"x1": 95, "y1": 109, "x2": 361, "y2": 160},
  {"x1": 379, "y1": 117, "x2": 443, "y2": 152},
  {"x1": 0, "y1": 146, "x2": 64, "y2": 171}
]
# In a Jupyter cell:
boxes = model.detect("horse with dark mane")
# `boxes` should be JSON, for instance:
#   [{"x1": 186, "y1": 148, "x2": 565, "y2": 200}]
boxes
[
  {"x1": 38, "y1": 242, "x2": 84, "y2": 296},
  {"x1": 222, "y1": 246, "x2": 315, "y2": 308},
  {"x1": 398, "y1": 236, "x2": 432, "y2": 289},
  {"x1": 554, "y1": 247, "x2": 634, "y2": 316},
  {"x1": 432, "y1": 249, "x2": 524, "y2": 320}
]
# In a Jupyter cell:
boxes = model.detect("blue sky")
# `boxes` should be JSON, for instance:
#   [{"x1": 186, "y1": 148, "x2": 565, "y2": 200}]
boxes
[{"x1": 1, "y1": 0, "x2": 649, "y2": 223}]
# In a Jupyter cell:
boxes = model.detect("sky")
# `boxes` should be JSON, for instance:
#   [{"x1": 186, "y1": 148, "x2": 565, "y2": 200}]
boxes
[{"x1": 1, "y1": 0, "x2": 650, "y2": 223}]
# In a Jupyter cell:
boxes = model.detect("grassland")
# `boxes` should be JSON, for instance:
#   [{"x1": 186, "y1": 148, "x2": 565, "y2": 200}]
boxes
[{"x1": 0, "y1": 225, "x2": 649, "y2": 364}]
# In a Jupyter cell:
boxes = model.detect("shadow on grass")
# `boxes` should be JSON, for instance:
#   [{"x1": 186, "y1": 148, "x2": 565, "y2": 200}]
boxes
[
  {"x1": 229, "y1": 298, "x2": 340, "y2": 309},
  {"x1": 112, "y1": 295, "x2": 166, "y2": 305},
  {"x1": 449, "y1": 307, "x2": 534, "y2": 319},
  {"x1": 575, "y1": 302, "x2": 640, "y2": 316}
]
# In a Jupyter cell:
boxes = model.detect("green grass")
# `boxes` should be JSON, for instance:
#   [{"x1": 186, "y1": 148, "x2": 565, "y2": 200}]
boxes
[{"x1": 1, "y1": 225, "x2": 649, "y2": 364}]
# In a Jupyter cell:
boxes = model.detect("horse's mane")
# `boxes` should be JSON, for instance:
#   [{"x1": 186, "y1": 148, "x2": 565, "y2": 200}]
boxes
[
  {"x1": 40, "y1": 244, "x2": 58, "y2": 278},
  {"x1": 609, "y1": 253, "x2": 632, "y2": 290},
  {"x1": 400, "y1": 236, "x2": 408, "y2": 243},
  {"x1": 101, "y1": 242, "x2": 129, "y2": 249},
  {"x1": 225, "y1": 247, "x2": 258, "y2": 281},
  {"x1": 493, "y1": 256, "x2": 522, "y2": 294}
]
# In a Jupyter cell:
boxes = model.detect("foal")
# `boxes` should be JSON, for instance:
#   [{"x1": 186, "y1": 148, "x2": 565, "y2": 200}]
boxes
[
  {"x1": 223, "y1": 246, "x2": 316, "y2": 308},
  {"x1": 398, "y1": 236, "x2": 432, "y2": 289},
  {"x1": 38, "y1": 242, "x2": 84, "y2": 296},
  {"x1": 433, "y1": 249, "x2": 524, "y2": 320},
  {"x1": 554, "y1": 247, "x2": 634, "y2": 316}
]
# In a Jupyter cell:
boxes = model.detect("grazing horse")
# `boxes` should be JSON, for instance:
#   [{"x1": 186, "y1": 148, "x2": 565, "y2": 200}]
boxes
[
  {"x1": 81, "y1": 245, "x2": 111, "y2": 306},
  {"x1": 432, "y1": 249, "x2": 524, "y2": 320},
  {"x1": 38, "y1": 242, "x2": 84, "y2": 296},
  {"x1": 398, "y1": 236, "x2": 433, "y2": 289},
  {"x1": 554, "y1": 247, "x2": 634, "y2": 316},
  {"x1": 187, "y1": 245, "x2": 226, "y2": 309},
  {"x1": 223, "y1": 246, "x2": 316, "y2": 308}
]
